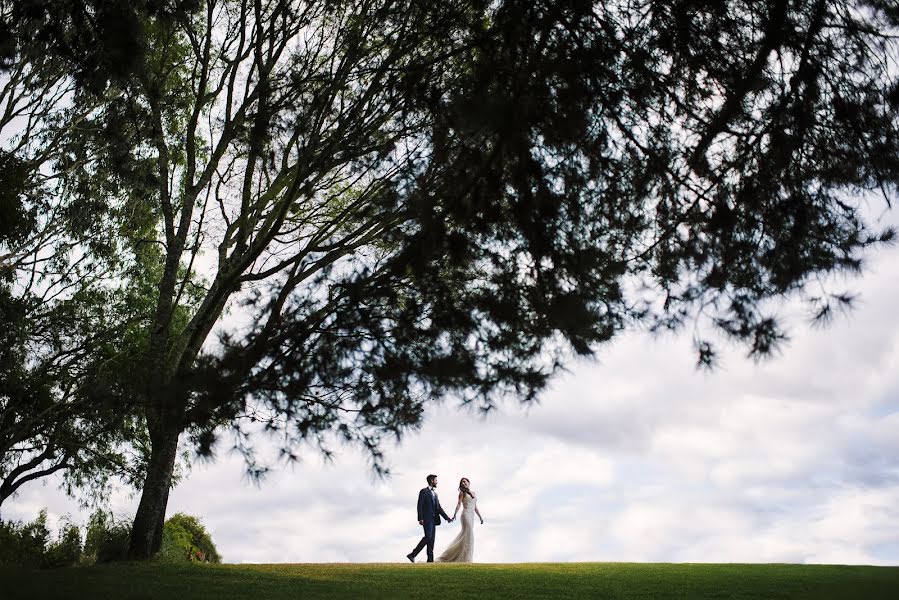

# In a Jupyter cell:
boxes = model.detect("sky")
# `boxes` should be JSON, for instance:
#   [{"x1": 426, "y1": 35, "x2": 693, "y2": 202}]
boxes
[{"x1": 6, "y1": 217, "x2": 899, "y2": 565}]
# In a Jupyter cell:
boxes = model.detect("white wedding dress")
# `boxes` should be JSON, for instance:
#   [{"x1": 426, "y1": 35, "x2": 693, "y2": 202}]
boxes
[{"x1": 438, "y1": 493, "x2": 477, "y2": 562}]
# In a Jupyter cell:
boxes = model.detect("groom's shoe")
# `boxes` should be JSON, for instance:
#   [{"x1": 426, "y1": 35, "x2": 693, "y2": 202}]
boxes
[{"x1": 406, "y1": 553, "x2": 415, "y2": 563}]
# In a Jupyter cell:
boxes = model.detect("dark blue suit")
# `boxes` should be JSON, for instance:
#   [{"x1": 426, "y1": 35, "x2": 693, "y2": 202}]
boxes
[{"x1": 410, "y1": 487, "x2": 451, "y2": 562}]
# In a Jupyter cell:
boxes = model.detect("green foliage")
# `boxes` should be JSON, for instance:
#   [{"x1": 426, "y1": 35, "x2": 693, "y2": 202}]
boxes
[
  {"x1": 44, "y1": 522, "x2": 83, "y2": 569},
  {"x1": 159, "y1": 514, "x2": 221, "y2": 563},
  {"x1": 16, "y1": 510, "x2": 51, "y2": 568},
  {"x1": 0, "y1": 1, "x2": 200, "y2": 92},
  {"x1": 0, "y1": 513, "x2": 49, "y2": 569},
  {"x1": 83, "y1": 510, "x2": 130, "y2": 564},
  {"x1": 0, "y1": 0, "x2": 200, "y2": 512},
  {"x1": 0, "y1": 519, "x2": 16, "y2": 565},
  {"x1": 0, "y1": 510, "x2": 82, "y2": 569},
  {"x1": 0, "y1": 509, "x2": 218, "y2": 569},
  {"x1": 0, "y1": 150, "x2": 33, "y2": 244},
  {"x1": 158, "y1": 520, "x2": 194, "y2": 563},
  {"x1": 1, "y1": 281, "x2": 149, "y2": 507}
]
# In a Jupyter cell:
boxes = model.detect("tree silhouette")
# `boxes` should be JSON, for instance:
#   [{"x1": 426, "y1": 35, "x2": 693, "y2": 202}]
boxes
[{"x1": 2, "y1": 0, "x2": 898, "y2": 559}]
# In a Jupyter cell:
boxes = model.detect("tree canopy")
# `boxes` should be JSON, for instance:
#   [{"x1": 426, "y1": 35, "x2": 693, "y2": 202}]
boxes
[
  {"x1": 1, "y1": 0, "x2": 897, "y2": 559},
  {"x1": 0, "y1": 0, "x2": 161, "y2": 513}
]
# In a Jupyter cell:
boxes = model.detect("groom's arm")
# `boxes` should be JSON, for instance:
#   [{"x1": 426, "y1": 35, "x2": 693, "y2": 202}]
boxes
[
  {"x1": 417, "y1": 489, "x2": 426, "y2": 523},
  {"x1": 437, "y1": 500, "x2": 452, "y2": 522}
]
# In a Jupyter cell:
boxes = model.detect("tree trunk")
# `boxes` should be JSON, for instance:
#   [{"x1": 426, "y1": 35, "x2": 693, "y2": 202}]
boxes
[{"x1": 127, "y1": 412, "x2": 181, "y2": 559}]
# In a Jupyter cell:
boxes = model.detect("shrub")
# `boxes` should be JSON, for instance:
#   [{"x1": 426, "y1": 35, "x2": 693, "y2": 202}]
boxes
[
  {"x1": 0, "y1": 510, "x2": 82, "y2": 569},
  {"x1": 0, "y1": 519, "x2": 25, "y2": 566},
  {"x1": 159, "y1": 513, "x2": 221, "y2": 563},
  {"x1": 84, "y1": 509, "x2": 130, "y2": 564},
  {"x1": 44, "y1": 521, "x2": 83, "y2": 568},
  {"x1": 158, "y1": 520, "x2": 193, "y2": 562},
  {"x1": 17, "y1": 510, "x2": 51, "y2": 568},
  {"x1": 0, "y1": 509, "x2": 219, "y2": 567}
]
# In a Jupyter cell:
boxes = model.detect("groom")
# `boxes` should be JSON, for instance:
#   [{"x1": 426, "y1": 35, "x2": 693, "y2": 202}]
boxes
[{"x1": 406, "y1": 474, "x2": 452, "y2": 563}]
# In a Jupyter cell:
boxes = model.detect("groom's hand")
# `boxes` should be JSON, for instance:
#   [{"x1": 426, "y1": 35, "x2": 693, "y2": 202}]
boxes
[{"x1": 418, "y1": 520, "x2": 423, "y2": 525}]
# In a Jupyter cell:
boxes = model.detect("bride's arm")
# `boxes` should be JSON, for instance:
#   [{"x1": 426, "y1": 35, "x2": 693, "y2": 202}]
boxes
[
  {"x1": 452, "y1": 491, "x2": 463, "y2": 519},
  {"x1": 474, "y1": 505, "x2": 484, "y2": 524}
]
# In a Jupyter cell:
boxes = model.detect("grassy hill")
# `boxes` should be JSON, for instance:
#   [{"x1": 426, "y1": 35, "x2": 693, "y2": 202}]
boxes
[{"x1": 3, "y1": 561, "x2": 898, "y2": 599}]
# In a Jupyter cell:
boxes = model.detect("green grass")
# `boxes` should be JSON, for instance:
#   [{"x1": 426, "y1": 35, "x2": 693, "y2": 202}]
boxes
[{"x1": 3, "y1": 562, "x2": 898, "y2": 599}]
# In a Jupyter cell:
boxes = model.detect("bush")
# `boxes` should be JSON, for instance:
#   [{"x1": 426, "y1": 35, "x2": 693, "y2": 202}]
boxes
[
  {"x1": 159, "y1": 513, "x2": 221, "y2": 563},
  {"x1": 44, "y1": 521, "x2": 83, "y2": 568},
  {"x1": 0, "y1": 510, "x2": 82, "y2": 569},
  {"x1": 84, "y1": 510, "x2": 130, "y2": 564},
  {"x1": 158, "y1": 520, "x2": 193, "y2": 562},
  {"x1": 0, "y1": 519, "x2": 25, "y2": 566},
  {"x1": 17, "y1": 510, "x2": 51, "y2": 568},
  {"x1": 0, "y1": 509, "x2": 219, "y2": 567}
]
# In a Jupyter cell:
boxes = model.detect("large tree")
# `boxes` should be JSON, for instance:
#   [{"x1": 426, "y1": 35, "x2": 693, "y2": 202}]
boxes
[{"x1": 7, "y1": 0, "x2": 899, "y2": 558}]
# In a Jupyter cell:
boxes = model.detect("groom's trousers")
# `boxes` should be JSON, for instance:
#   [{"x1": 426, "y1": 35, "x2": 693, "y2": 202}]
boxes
[{"x1": 411, "y1": 521, "x2": 437, "y2": 562}]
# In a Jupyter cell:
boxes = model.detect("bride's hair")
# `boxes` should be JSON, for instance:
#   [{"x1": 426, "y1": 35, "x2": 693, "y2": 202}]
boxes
[{"x1": 458, "y1": 478, "x2": 474, "y2": 497}]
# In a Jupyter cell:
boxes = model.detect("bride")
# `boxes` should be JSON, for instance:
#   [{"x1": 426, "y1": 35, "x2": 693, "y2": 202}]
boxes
[{"x1": 438, "y1": 477, "x2": 484, "y2": 562}]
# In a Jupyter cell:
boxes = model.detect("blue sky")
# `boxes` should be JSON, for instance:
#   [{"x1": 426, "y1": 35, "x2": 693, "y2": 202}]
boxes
[{"x1": 7, "y1": 218, "x2": 899, "y2": 565}]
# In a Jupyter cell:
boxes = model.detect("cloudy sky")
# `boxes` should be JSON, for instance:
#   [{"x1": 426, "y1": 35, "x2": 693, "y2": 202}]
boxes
[{"x1": 7, "y1": 213, "x2": 899, "y2": 565}]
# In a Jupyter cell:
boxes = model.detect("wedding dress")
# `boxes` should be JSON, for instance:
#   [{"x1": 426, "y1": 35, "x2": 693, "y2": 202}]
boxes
[{"x1": 438, "y1": 493, "x2": 477, "y2": 562}]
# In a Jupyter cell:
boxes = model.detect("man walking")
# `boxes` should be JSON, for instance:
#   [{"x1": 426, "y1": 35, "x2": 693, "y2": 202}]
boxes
[{"x1": 407, "y1": 474, "x2": 453, "y2": 562}]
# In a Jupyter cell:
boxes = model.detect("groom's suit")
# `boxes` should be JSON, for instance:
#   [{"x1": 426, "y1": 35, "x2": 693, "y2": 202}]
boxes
[{"x1": 410, "y1": 486, "x2": 452, "y2": 562}]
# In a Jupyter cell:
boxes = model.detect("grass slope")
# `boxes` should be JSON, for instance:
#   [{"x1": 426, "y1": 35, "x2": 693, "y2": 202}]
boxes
[{"x1": 4, "y1": 562, "x2": 898, "y2": 599}]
